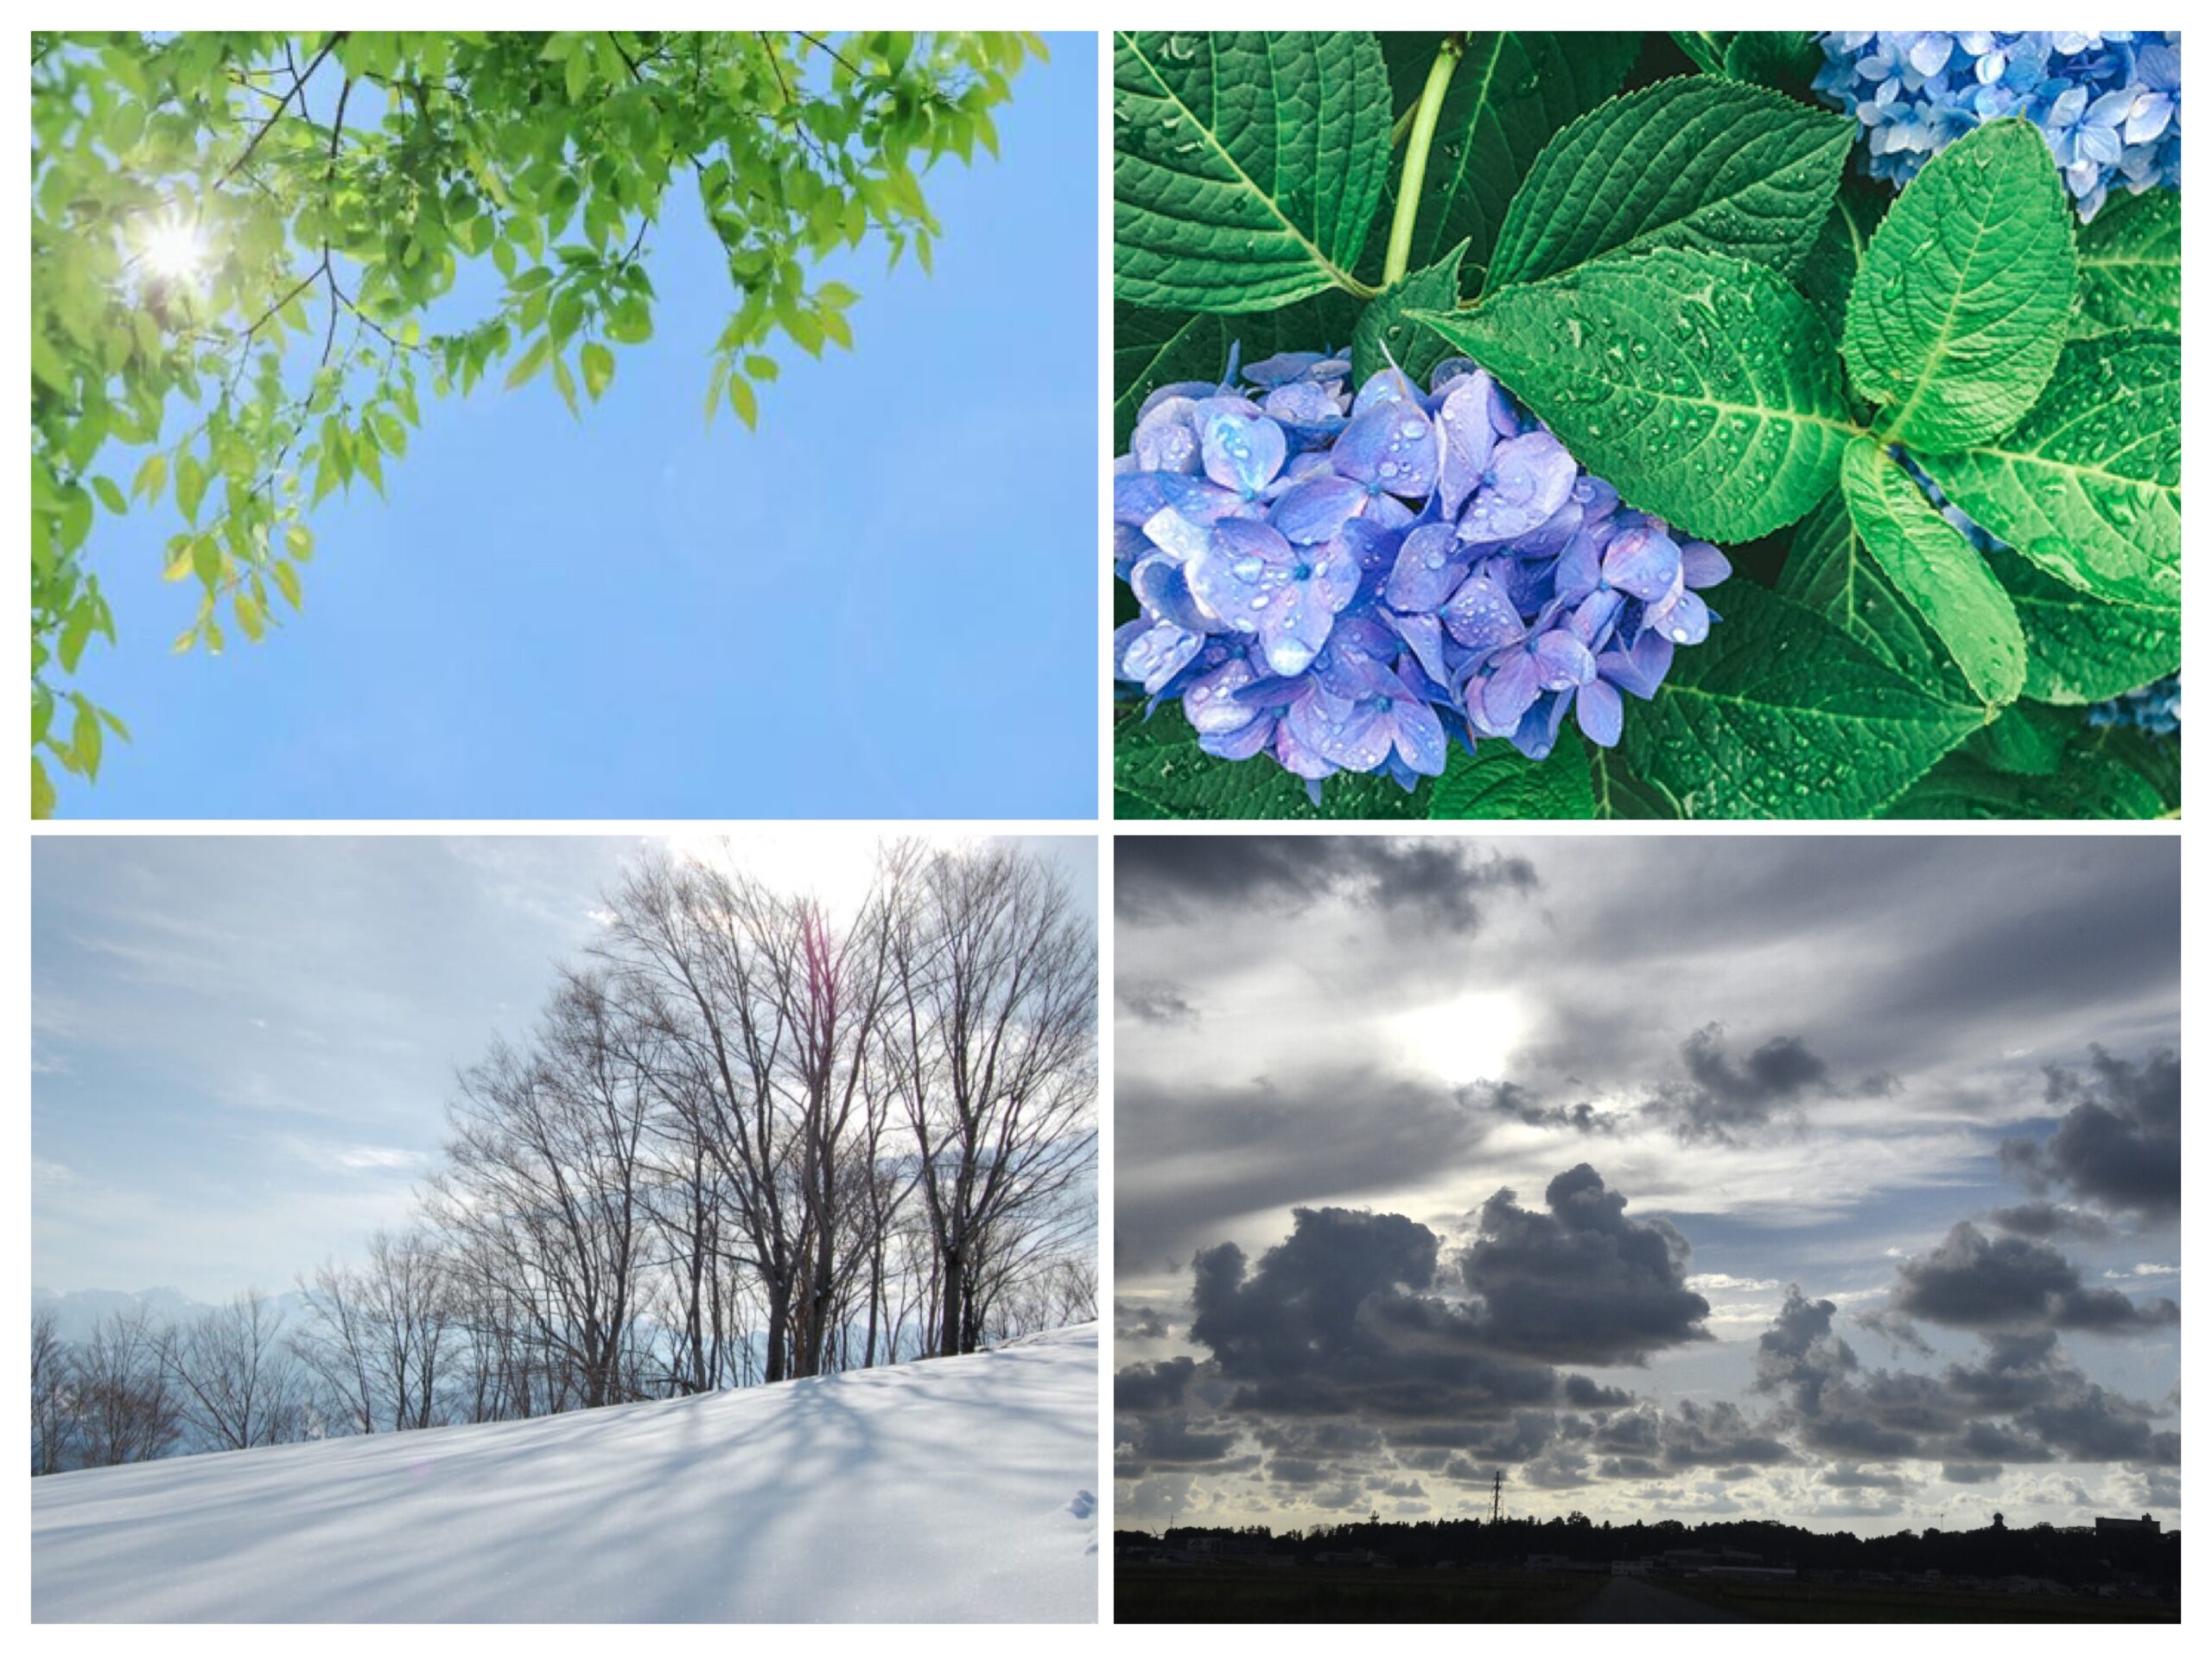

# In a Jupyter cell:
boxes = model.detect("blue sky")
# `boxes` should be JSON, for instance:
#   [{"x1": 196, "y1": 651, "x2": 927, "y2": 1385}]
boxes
[
  {"x1": 60, "y1": 34, "x2": 1097, "y2": 819},
  {"x1": 32, "y1": 831, "x2": 1097, "y2": 1300}
]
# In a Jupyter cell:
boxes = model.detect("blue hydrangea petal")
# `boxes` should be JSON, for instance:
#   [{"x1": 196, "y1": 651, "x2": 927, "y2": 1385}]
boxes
[
  {"x1": 1201, "y1": 412, "x2": 1289, "y2": 499},
  {"x1": 1435, "y1": 373, "x2": 1499, "y2": 519},
  {"x1": 1268, "y1": 474, "x2": 1369, "y2": 544},
  {"x1": 1458, "y1": 431, "x2": 1577, "y2": 544},
  {"x1": 1575, "y1": 676, "x2": 1624, "y2": 748},
  {"x1": 1601, "y1": 523, "x2": 1683, "y2": 603},
  {"x1": 1385, "y1": 522, "x2": 1470, "y2": 613},
  {"x1": 1442, "y1": 572, "x2": 1525, "y2": 652}
]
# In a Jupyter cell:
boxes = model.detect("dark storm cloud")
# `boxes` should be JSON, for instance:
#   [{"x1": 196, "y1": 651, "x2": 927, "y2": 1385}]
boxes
[
  {"x1": 1116, "y1": 976, "x2": 1198, "y2": 1026},
  {"x1": 1188, "y1": 1206, "x2": 1562, "y2": 1420},
  {"x1": 1462, "y1": 1079, "x2": 1618, "y2": 1136},
  {"x1": 1114, "y1": 1300, "x2": 1173, "y2": 1341},
  {"x1": 1942, "y1": 1461, "x2": 2008, "y2": 1484},
  {"x1": 1459, "y1": 1165, "x2": 1712, "y2": 1365},
  {"x1": 1562, "y1": 1374, "x2": 1635, "y2": 1408},
  {"x1": 1746, "y1": 1285, "x2": 2181, "y2": 1474},
  {"x1": 1115, "y1": 1067, "x2": 1490, "y2": 1268},
  {"x1": 2000, "y1": 1047, "x2": 2181, "y2": 1222},
  {"x1": 1115, "y1": 1412, "x2": 1243, "y2": 1474},
  {"x1": 1116, "y1": 837, "x2": 1539, "y2": 930},
  {"x1": 1891, "y1": 1223, "x2": 2179, "y2": 1335},
  {"x1": 1116, "y1": 1357, "x2": 1198, "y2": 1413},
  {"x1": 1644, "y1": 1026, "x2": 1898, "y2": 1143},
  {"x1": 1659, "y1": 1400, "x2": 1797, "y2": 1468},
  {"x1": 1986, "y1": 1201, "x2": 2113, "y2": 1242}
]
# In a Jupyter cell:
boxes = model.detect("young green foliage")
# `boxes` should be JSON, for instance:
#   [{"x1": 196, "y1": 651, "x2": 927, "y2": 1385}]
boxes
[{"x1": 29, "y1": 29, "x2": 1040, "y2": 813}]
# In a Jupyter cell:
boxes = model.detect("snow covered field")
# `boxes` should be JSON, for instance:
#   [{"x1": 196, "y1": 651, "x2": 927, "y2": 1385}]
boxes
[{"x1": 34, "y1": 1322, "x2": 1098, "y2": 1622}]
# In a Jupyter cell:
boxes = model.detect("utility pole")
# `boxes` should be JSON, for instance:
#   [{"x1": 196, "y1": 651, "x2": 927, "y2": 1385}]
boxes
[{"x1": 1491, "y1": 1467, "x2": 1503, "y2": 1525}]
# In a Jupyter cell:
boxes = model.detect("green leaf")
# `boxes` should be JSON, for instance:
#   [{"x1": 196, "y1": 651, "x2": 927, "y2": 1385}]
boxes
[
  {"x1": 32, "y1": 755, "x2": 56, "y2": 820},
  {"x1": 1420, "y1": 247, "x2": 1853, "y2": 543},
  {"x1": 1884, "y1": 723, "x2": 2177, "y2": 819},
  {"x1": 1113, "y1": 703, "x2": 1432, "y2": 820},
  {"x1": 2074, "y1": 188, "x2": 2178, "y2": 336},
  {"x1": 1776, "y1": 490, "x2": 1956, "y2": 689},
  {"x1": 1961, "y1": 701, "x2": 2077, "y2": 777},
  {"x1": 1619, "y1": 578, "x2": 1985, "y2": 818},
  {"x1": 1352, "y1": 242, "x2": 1465, "y2": 385},
  {"x1": 1429, "y1": 735, "x2": 1594, "y2": 819},
  {"x1": 1485, "y1": 77, "x2": 1853, "y2": 293},
  {"x1": 727, "y1": 372, "x2": 759, "y2": 430},
  {"x1": 1842, "y1": 118, "x2": 2076, "y2": 451},
  {"x1": 175, "y1": 453, "x2": 207, "y2": 525},
  {"x1": 1719, "y1": 32, "x2": 1824, "y2": 93},
  {"x1": 1915, "y1": 331, "x2": 2179, "y2": 610},
  {"x1": 1113, "y1": 30, "x2": 1391, "y2": 312},
  {"x1": 1369, "y1": 32, "x2": 1638, "y2": 283},
  {"x1": 1590, "y1": 745, "x2": 1685, "y2": 818},
  {"x1": 1836, "y1": 436, "x2": 2025, "y2": 707},
  {"x1": 1988, "y1": 547, "x2": 2179, "y2": 707},
  {"x1": 1798, "y1": 179, "x2": 1888, "y2": 347},
  {"x1": 581, "y1": 340, "x2": 615, "y2": 400}
]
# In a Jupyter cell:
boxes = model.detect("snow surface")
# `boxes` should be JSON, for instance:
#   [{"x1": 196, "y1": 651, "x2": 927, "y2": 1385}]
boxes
[{"x1": 34, "y1": 1321, "x2": 1098, "y2": 1623}]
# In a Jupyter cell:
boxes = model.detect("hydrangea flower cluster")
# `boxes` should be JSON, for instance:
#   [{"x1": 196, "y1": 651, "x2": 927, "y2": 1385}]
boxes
[
  {"x1": 1814, "y1": 31, "x2": 2181, "y2": 219},
  {"x1": 2089, "y1": 674, "x2": 2180, "y2": 737},
  {"x1": 1113, "y1": 351, "x2": 1730, "y2": 798}
]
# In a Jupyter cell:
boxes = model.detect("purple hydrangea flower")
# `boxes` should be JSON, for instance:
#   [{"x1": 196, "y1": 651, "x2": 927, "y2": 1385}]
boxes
[
  {"x1": 1814, "y1": 30, "x2": 2181, "y2": 220},
  {"x1": 1113, "y1": 353, "x2": 1731, "y2": 801}
]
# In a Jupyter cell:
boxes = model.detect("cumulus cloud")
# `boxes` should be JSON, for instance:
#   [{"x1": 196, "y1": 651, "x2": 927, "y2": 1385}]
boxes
[
  {"x1": 1458, "y1": 1164, "x2": 1713, "y2": 1365},
  {"x1": 1891, "y1": 1223, "x2": 2179, "y2": 1335},
  {"x1": 2000, "y1": 1047, "x2": 2180, "y2": 1222},
  {"x1": 1116, "y1": 837, "x2": 1539, "y2": 930}
]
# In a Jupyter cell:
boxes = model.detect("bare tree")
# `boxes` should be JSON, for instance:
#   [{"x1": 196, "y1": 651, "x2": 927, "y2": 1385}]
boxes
[
  {"x1": 31, "y1": 1308, "x2": 72, "y2": 1474},
  {"x1": 162, "y1": 1289, "x2": 308, "y2": 1451},
  {"x1": 881, "y1": 843, "x2": 1097, "y2": 1355},
  {"x1": 70, "y1": 1306, "x2": 181, "y2": 1467},
  {"x1": 291, "y1": 1227, "x2": 457, "y2": 1433},
  {"x1": 430, "y1": 972, "x2": 657, "y2": 1410}
]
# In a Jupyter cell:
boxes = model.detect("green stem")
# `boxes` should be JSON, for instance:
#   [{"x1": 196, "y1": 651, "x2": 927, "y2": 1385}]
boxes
[{"x1": 1381, "y1": 33, "x2": 1465, "y2": 290}]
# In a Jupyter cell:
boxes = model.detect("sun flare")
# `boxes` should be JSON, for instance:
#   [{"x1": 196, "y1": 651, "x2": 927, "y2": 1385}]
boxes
[
  {"x1": 1388, "y1": 990, "x2": 1526, "y2": 1085},
  {"x1": 136, "y1": 211, "x2": 208, "y2": 285}
]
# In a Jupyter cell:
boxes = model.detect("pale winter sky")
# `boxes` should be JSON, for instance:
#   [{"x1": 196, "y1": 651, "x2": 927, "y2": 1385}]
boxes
[
  {"x1": 1114, "y1": 836, "x2": 2180, "y2": 1537},
  {"x1": 33, "y1": 831, "x2": 1096, "y2": 1303}
]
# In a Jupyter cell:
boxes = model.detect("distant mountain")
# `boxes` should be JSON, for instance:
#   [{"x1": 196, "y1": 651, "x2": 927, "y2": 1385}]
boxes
[{"x1": 33, "y1": 1286, "x2": 311, "y2": 1345}]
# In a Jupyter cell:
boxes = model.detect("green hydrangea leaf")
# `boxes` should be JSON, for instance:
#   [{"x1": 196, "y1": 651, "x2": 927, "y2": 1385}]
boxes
[
  {"x1": 1842, "y1": 118, "x2": 2076, "y2": 451},
  {"x1": 1367, "y1": 32, "x2": 1638, "y2": 286},
  {"x1": 1619, "y1": 577, "x2": 1985, "y2": 818},
  {"x1": 1418, "y1": 246, "x2": 1855, "y2": 543},
  {"x1": 1883, "y1": 723, "x2": 2178, "y2": 819},
  {"x1": 1486, "y1": 77, "x2": 1853, "y2": 293},
  {"x1": 1353, "y1": 241, "x2": 1466, "y2": 385},
  {"x1": 1114, "y1": 703, "x2": 1432, "y2": 819},
  {"x1": 1837, "y1": 436, "x2": 2025, "y2": 708},
  {"x1": 1776, "y1": 489, "x2": 1960, "y2": 692},
  {"x1": 1916, "y1": 331, "x2": 2179, "y2": 610},
  {"x1": 1113, "y1": 30, "x2": 1392, "y2": 312},
  {"x1": 2075, "y1": 188, "x2": 2179, "y2": 336},
  {"x1": 1988, "y1": 547, "x2": 2180, "y2": 706},
  {"x1": 1429, "y1": 735, "x2": 1594, "y2": 819},
  {"x1": 1798, "y1": 179, "x2": 1888, "y2": 349}
]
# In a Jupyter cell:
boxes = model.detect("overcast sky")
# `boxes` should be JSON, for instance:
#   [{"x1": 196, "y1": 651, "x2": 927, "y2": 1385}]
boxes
[
  {"x1": 34, "y1": 831, "x2": 1095, "y2": 1303},
  {"x1": 1114, "y1": 836, "x2": 2180, "y2": 1537}
]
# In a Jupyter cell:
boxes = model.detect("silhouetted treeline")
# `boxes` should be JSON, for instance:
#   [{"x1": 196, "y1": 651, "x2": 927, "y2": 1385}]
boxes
[{"x1": 1116, "y1": 1512, "x2": 2181, "y2": 1592}]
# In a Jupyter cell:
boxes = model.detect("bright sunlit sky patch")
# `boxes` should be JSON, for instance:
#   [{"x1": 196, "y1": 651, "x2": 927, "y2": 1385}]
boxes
[
  {"x1": 63, "y1": 34, "x2": 1096, "y2": 818},
  {"x1": 33, "y1": 831, "x2": 1096, "y2": 1302},
  {"x1": 1114, "y1": 837, "x2": 2180, "y2": 1537}
]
